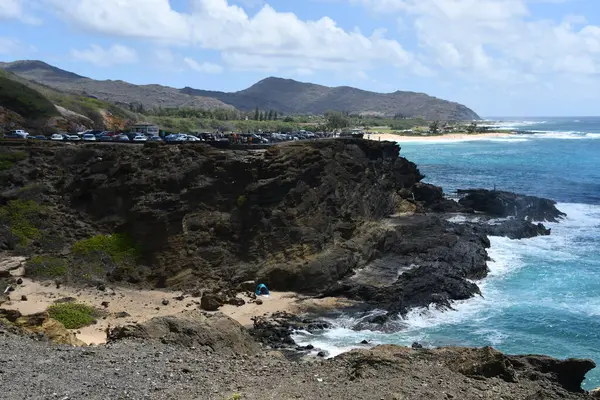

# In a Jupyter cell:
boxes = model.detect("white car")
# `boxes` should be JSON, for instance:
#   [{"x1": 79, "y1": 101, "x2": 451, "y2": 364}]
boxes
[
  {"x1": 132, "y1": 135, "x2": 148, "y2": 142},
  {"x1": 82, "y1": 134, "x2": 96, "y2": 141},
  {"x1": 67, "y1": 135, "x2": 80, "y2": 141},
  {"x1": 50, "y1": 134, "x2": 65, "y2": 141}
]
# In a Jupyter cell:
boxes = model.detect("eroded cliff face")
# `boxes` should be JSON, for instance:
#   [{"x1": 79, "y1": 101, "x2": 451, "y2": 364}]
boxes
[{"x1": 0, "y1": 140, "x2": 423, "y2": 290}]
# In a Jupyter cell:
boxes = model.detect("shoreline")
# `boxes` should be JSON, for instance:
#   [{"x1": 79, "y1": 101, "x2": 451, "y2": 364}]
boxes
[
  {"x1": 1, "y1": 268, "x2": 350, "y2": 345},
  {"x1": 366, "y1": 132, "x2": 514, "y2": 142}
]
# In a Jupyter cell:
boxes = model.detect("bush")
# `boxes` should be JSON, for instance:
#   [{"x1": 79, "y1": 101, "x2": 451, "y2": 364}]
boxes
[
  {"x1": 47, "y1": 303, "x2": 96, "y2": 329},
  {"x1": 0, "y1": 199, "x2": 43, "y2": 244},
  {"x1": 25, "y1": 256, "x2": 68, "y2": 278},
  {"x1": 70, "y1": 233, "x2": 142, "y2": 282},
  {"x1": 72, "y1": 233, "x2": 141, "y2": 263},
  {"x1": 0, "y1": 151, "x2": 27, "y2": 171}
]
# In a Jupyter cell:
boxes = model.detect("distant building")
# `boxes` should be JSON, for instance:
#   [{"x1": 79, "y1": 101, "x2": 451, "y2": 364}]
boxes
[{"x1": 130, "y1": 123, "x2": 159, "y2": 136}]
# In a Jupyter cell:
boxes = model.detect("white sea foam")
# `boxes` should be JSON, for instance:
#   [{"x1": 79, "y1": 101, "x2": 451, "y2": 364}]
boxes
[
  {"x1": 529, "y1": 131, "x2": 600, "y2": 140},
  {"x1": 298, "y1": 202, "x2": 600, "y2": 357}
]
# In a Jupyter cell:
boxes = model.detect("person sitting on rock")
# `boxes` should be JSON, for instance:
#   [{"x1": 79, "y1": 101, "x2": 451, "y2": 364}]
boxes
[{"x1": 255, "y1": 283, "x2": 270, "y2": 296}]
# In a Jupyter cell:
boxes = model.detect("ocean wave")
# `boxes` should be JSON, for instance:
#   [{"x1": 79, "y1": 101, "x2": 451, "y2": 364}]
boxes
[
  {"x1": 293, "y1": 202, "x2": 600, "y2": 358},
  {"x1": 528, "y1": 131, "x2": 600, "y2": 139}
]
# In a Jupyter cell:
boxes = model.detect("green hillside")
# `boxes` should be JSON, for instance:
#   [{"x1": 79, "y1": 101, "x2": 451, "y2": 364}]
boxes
[{"x1": 0, "y1": 71, "x2": 59, "y2": 121}]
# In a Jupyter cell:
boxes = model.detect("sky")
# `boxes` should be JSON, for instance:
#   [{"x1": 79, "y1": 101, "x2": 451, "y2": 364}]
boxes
[{"x1": 1, "y1": 0, "x2": 600, "y2": 117}]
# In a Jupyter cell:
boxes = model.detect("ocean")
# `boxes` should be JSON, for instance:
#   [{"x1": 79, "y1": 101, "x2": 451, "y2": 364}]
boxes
[{"x1": 293, "y1": 117, "x2": 600, "y2": 390}]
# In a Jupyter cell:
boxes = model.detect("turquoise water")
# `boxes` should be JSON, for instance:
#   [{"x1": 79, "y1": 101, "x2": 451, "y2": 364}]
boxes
[{"x1": 294, "y1": 119, "x2": 600, "y2": 389}]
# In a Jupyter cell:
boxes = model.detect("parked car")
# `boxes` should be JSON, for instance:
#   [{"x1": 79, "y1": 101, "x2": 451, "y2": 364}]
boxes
[
  {"x1": 98, "y1": 135, "x2": 113, "y2": 142},
  {"x1": 66, "y1": 135, "x2": 80, "y2": 141},
  {"x1": 50, "y1": 134, "x2": 65, "y2": 141},
  {"x1": 132, "y1": 135, "x2": 148, "y2": 142},
  {"x1": 82, "y1": 134, "x2": 96, "y2": 141},
  {"x1": 29, "y1": 135, "x2": 47, "y2": 140},
  {"x1": 116, "y1": 134, "x2": 130, "y2": 142},
  {"x1": 148, "y1": 136, "x2": 163, "y2": 141}
]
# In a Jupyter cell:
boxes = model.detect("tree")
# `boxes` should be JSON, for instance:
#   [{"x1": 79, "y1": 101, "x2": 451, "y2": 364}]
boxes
[
  {"x1": 267, "y1": 110, "x2": 273, "y2": 121},
  {"x1": 429, "y1": 121, "x2": 440, "y2": 135},
  {"x1": 273, "y1": 111, "x2": 278, "y2": 121},
  {"x1": 466, "y1": 122, "x2": 477, "y2": 134},
  {"x1": 325, "y1": 111, "x2": 349, "y2": 130},
  {"x1": 283, "y1": 116, "x2": 294, "y2": 123},
  {"x1": 259, "y1": 112, "x2": 265, "y2": 121},
  {"x1": 254, "y1": 107, "x2": 260, "y2": 121}
]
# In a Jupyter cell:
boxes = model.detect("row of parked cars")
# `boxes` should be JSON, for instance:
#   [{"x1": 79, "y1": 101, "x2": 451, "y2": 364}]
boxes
[{"x1": 2, "y1": 129, "x2": 332, "y2": 145}]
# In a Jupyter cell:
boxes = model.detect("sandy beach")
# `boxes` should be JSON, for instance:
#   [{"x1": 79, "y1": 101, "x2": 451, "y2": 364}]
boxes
[
  {"x1": 366, "y1": 132, "x2": 514, "y2": 142},
  {"x1": 2, "y1": 257, "x2": 353, "y2": 345}
]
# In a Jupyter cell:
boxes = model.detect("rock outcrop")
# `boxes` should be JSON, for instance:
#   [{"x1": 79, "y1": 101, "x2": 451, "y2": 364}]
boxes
[
  {"x1": 0, "y1": 309, "x2": 84, "y2": 346},
  {"x1": 335, "y1": 345, "x2": 595, "y2": 397},
  {"x1": 457, "y1": 189, "x2": 566, "y2": 222},
  {"x1": 108, "y1": 311, "x2": 260, "y2": 355}
]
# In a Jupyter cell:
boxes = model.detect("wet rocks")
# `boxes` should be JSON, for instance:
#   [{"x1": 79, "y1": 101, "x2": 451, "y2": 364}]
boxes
[
  {"x1": 250, "y1": 312, "x2": 331, "y2": 349},
  {"x1": 457, "y1": 189, "x2": 566, "y2": 222}
]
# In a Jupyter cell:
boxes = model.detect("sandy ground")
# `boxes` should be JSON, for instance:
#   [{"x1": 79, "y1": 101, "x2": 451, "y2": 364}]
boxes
[
  {"x1": 2, "y1": 257, "x2": 352, "y2": 345},
  {"x1": 366, "y1": 132, "x2": 513, "y2": 142}
]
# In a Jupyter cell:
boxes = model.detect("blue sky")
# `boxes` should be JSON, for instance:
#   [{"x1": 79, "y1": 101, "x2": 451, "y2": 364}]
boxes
[{"x1": 2, "y1": 0, "x2": 600, "y2": 116}]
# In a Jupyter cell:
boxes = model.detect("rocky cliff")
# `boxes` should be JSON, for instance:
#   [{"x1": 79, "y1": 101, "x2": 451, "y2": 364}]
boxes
[{"x1": 0, "y1": 139, "x2": 559, "y2": 316}]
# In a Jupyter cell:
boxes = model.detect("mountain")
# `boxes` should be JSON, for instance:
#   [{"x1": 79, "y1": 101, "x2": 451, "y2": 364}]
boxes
[
  {"x1": 181, "y1": 77, "x2": 481, "y2": 120},
  {"x1": 0, "y1": 60, "x2": 233, "y2": 111},
  {"x1": 1, "y1": 60, "x2": 480, "y2": 120}
]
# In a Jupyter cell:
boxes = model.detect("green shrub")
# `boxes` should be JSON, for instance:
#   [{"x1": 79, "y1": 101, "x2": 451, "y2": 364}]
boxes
[
  {"x1": 0, "y1": 151, "x2": 27, "y2": 171},
  {"x1": 25, "y1": 256, "x2": 67, "y2": 278},
  {"x1": 0, "y1": 199, "x2": 43, "y2": 244},
  {"x1": 72, "y1": 233, "x2": 141, "y2": 263},
  {"x1": 47, "y1": 303, "x2": 96, "y2": 329},
  {"x1": 237, "y1": 195, "x2": 247, "y2": 208}
]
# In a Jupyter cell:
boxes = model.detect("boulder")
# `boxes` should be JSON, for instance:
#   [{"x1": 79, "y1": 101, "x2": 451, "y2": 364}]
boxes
[
  {"x1": 457, "y1": 189, "x2": 566, "y2": 222},
  {"x1": 108, "y1": 310, "x2": 259, "y2": 355},
  {"x1": 226, "y1": 297, "x2": 246, "y2": 307},
  {"x1": 200, "y1": 293, "x2": 224, "y2": 311}
]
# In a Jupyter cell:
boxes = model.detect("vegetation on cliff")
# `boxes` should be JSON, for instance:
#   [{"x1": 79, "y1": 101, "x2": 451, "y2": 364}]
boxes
[{"x1": 0, "y1": 72, "x2": 58, "y2": 121}]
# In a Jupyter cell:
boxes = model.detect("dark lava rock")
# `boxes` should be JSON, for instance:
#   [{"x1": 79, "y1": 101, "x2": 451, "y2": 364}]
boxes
[
  {"x1": 101, "y1": 301, "x2": 110, "y2": 308},
  {"x1": 412, "y1": 342, "x2": 423, "y2": 349},
  {"x1": 317, "y1": 351, "x2": 326, "y2": 358},
  {"x1": 200, "y1": 294, "x2": 223, "y2": 311},
  {"x1": 457, "y1": 189, "x2": 566, "y2": 222},
  {"x1": 16, "y1": 278, "x2": 23, "y2": 285},
  {"x1": 0, "y1": 271, "x2": 10, "y2": 279},
  {"x1": 97, "y1": 284, "x2": 106, "y2": 292},
  {"x1": 472, "y1": 219, "x2": 551, "y2": 240},
  {"x1": 250, "y1": 312, "x2": 331, "y2": 349},
  {"x1": 115, "y1": 312, "x2": 130, "y2": 318},
  {"x1": 174, "y1": 295, "x2": 185, "y2": 301},
  {"x1": 255, "y1": 299, "x2": 263, "y2": 305},
  {"x1": 20, "y1": 295, "x2": 27, "y2": 301},
  {"x1": 161, "y1": 299, "x2": 169, "y2": 306},
  {"x1": 360, "y1": 340, "x2": 370, "y2": 345},
  {"x1": 226, "y1": 297, "x2": 245, "y2": 307}
]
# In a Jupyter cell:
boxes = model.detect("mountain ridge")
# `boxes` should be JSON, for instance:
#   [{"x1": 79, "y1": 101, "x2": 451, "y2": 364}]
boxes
[{"x1": 1, "y1": 60, "x2": 480, "y2": 120}]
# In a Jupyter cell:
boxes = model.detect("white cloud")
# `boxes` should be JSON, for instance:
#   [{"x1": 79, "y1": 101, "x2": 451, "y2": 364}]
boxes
[
  {"x1": 44, "y1": 0, "x2": 423, "y2": 74},
  {"x1": 352, "y1": 0, "x2": 600, "y2": 81},
  {"x1": 70, "y1": 44, "x2": 138, "y2": 67},
  {"x1": 0, "y1": 0, "x2": 41, "y2": 23},
  {"x1": 0, "y1": 36, "x2": 37, "y2": 56},
  {"x1": 0, "y1": 37, "x2": 20, "y2": 55},
  {"x1": 183, "y1": 57, "x2": 224, "y2": 73}
]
